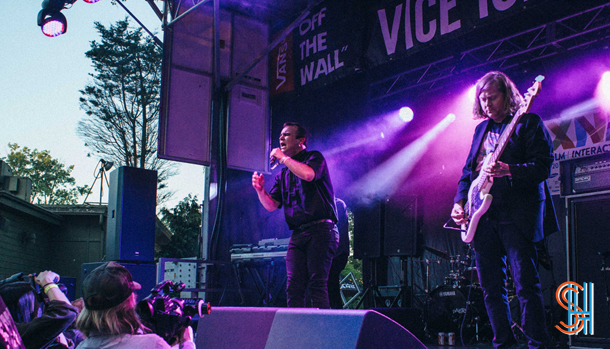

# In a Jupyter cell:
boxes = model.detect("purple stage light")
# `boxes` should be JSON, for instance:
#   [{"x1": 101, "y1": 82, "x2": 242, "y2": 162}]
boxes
[
  {"x1": 597, "y1": 71, "x2": 610, "y2": 111},
  {"x1": 468, "y1": 85, "x2": 476, "y2": 102},
  {"x1": 41, "y1": 16, "x2": 66, "y2": 37},
  {"x1": 602, "y1": 71, "x2": 610, "y2": 97},
  {"x1": 399, "y1": 107, "x2": 414, "y2": 122}
]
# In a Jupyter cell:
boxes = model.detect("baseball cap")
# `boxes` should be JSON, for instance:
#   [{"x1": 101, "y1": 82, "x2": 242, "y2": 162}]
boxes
[{"x1": 82, "y1": 262, "x2": 141, "y2": 310}]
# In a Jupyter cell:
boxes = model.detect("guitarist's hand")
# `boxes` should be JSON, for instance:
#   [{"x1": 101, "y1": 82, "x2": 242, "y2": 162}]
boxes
[
  {"x1": 482, "y1": 161, "x2": 511, "y2": 178},
  {"x1": 451, "y1": 201, "x2": 468, "y2": 225}
]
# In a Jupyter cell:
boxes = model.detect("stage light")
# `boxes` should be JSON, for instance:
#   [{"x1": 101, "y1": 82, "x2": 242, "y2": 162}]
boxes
[
  {"x1": 446, "y1": 113, "x2": 456, "y2": 123},
  {"x1": 39, "y1": 11, "x2": 67, "y2": 37},
  {"x1": 602, "y1": 71, "x2": 610, "y2": 98},
  {"x1": 468, "y1": 85, "x2": 476, "y2": 102},
  {"x1": 380, "y1": 132, "x2": 385, "y2": 139},
  {"x1": 83, "y1": 0, "x2": 101, "y2": 3},
  {"x1": 37, "y1": 0, "x2": 85, "y2": 37},
  {"x1": 399, "y1": 107, "x2": 414, "y2": 122}
]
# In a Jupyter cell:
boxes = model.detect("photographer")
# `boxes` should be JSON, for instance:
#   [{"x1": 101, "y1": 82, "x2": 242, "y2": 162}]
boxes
[
  {"x1": 0, "y1": 270, "x2": 79, "y2": 349},
  {"x1": 75, "y1": 262, "x2": 195, "y2": 349}
]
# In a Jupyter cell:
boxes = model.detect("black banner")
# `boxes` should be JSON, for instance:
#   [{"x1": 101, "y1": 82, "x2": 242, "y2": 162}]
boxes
[
  {"x1": 270, "y1": 0, "x2": 608, "y2": 96},
  {"x1": 365, "y1": 0, "x2": 559, "y2": 66},
  {"x1": 270, "y1": 0, "x2": 365, "y2": 96}
]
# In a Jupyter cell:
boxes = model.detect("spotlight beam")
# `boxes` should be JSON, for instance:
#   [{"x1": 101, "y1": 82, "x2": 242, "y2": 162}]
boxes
[{"x1": 349, "y1": 114, "x2": 455, "y2": 198}]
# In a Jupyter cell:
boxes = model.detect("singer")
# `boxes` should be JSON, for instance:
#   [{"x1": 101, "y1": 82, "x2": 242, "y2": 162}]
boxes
[{"x1": 252, "y1": 122, "x2": 339, "y2": 308}]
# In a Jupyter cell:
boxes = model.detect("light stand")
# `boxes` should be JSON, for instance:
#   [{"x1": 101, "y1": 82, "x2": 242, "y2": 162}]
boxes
[{"x1": 82, "y1": 159, "x2": 114, "y2": 204}]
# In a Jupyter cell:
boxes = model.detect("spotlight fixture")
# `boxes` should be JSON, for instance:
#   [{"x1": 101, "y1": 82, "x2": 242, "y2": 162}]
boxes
[
  {"x1": 100, "y1": 159, "x2": 114, "y2": 171},
  {"x1": 399, "y1": 107, "x2": 414, "y2": 122},
  {"x1": 39, "y1": 11, "x2": 67, "y2": 37},
  {"x1": 37, "y1": 0, "x2": 100, "y2": 37}
]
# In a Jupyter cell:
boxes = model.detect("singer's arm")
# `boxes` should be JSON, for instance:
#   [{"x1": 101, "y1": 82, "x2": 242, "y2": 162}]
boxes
[
  {"x1": 283, "y1": 157, "x2": 315, "y2": 182},
  {"x1": 252, "y1": 172, "x2": 280, "y2": 211},
  {"x1": 271, "y1": 148, "x2": 315, "y2": 182}
]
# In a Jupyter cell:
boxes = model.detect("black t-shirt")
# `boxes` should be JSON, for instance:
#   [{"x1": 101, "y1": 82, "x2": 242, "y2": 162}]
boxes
[{"x1": 269, "y1": 149, "x2": 338, "y2": 230}]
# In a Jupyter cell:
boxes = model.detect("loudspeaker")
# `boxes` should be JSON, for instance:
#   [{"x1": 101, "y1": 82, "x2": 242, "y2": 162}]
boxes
[
  {"x1": 371, "y1": 307, "x2": 424, "y2": 340},
  {"x1": 384, "y1": 196, "x2": 418, "y2": 256},
  {"x1": 80, "y1": 262, "x2": 157, "y2": 301},
  {"x1": 353, "y1": 196, "x2": 419, "y2": 259},
  {"x1": 352, "y1": 199, "x2": 383, "y2": 259},
  {"x1": 106, "y1": 167, "x2": 157, "y2": 262},
  {"x1": 568, "y1": 192, "x2": 610, "y2": 341},
  {"x1": 227, "y1": 84, "x2": 269, "y2": 172},
  {"x1": 196, "y1": 307, "x2": 426, "y2": 349}
]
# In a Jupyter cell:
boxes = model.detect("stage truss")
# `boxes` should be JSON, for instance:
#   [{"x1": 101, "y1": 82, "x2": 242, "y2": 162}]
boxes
[{"x1": 371, "y1": 3, "x2": 610, "y2": 102}]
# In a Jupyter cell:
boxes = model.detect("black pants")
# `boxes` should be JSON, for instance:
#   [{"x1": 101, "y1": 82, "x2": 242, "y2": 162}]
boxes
[
  {"x1": 328, "y1": 251, "x2": 349, "y2": 309},
  {"x1": 473, "y1": 219, "x2": 550, "y2": 349},
  {"x1": 285, "y1": 223, "x2": 339, "y2": 308}
]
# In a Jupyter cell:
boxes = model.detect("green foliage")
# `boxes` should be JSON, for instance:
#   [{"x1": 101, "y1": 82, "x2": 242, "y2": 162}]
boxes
[
  {"x1": 342, "y1": 207, "x2": 362, "y2": 283},
  {"x1": 156, "y1": 195, "x2": 201, "y2": 259},
  {"x1": 2, "y1": 143, "x2": 89, "y2": 204},
  {"x1": 78, "y1": 18, "x2": 175, "y2": 203}
]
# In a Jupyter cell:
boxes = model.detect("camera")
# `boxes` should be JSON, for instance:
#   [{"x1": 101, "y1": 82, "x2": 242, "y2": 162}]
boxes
[{"x1": 136, "y1": 280, "x2": 210, "y2": 345}]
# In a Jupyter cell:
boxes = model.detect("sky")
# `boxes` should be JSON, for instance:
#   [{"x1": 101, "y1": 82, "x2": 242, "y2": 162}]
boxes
[{"x1": 0, "y1": 0, "x2": 204, "y2": 210}]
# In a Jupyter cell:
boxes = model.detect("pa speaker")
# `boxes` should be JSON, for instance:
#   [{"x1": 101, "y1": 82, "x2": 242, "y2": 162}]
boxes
[
  {"x1": 383, "y1": 196, "x2": 419, "y2": 257},
  {"x1": 196, "y1": 307, "x2": 426, "y2": 349},
  {"x1": 352, "y1": 199, "x2": 383, "y2": 259},
  {"x1": 106, "y1": 166, "x2": 157, "y2": 262}
]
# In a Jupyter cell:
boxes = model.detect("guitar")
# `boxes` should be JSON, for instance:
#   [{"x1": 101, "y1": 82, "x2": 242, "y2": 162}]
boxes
[{"x1": 461, "y1": 75, "x2": 545, "y2": 243}]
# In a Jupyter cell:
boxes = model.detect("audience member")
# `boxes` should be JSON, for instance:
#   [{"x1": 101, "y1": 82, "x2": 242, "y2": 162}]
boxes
[
  {"x1": 0, "y1": 270, "x2": 79, "y2": 349},
  {"x1": 75, "y1": 261, "x2": 195, "y2": 349}
]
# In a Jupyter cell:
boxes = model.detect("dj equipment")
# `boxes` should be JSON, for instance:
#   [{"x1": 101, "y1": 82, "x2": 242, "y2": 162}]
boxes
[
  {"x1": 560, "y1": 152, "x2": 610, "y2": 196},
  {"x1": 230, "y1": 238, "x2": 289, "y2": 262},
  {"x1": 230, "y1": 238, "x2": 289, "y2": 306}
]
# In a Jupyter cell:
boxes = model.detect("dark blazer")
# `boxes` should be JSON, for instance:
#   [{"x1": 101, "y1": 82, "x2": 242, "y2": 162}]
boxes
[{"x1": 454, "y1": 113, "x2": 559, "y2": 242}]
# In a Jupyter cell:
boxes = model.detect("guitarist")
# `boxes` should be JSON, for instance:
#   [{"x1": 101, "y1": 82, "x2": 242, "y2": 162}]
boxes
[{"x1": 451, "y1": 71, "x2": 558, "y2": 349}]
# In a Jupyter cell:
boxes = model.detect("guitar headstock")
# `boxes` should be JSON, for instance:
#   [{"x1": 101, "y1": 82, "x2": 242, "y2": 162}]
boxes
[{"x1": 523, "y1": 75, "x2": 544, "y2": 107}]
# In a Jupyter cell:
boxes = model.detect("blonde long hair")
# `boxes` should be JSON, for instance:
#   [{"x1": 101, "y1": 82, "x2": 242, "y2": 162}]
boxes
[
  {"x1": 76, "y1": 293, "x2": 142, "y2": 337},
  {"x1": 473, "y1": 71, "x2": 524, "y2": 119}
]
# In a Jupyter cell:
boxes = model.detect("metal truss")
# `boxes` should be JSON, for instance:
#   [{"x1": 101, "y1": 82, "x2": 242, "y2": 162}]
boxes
[{"x1": 371, "y1": 3, "x2": 610, "y2": 102}]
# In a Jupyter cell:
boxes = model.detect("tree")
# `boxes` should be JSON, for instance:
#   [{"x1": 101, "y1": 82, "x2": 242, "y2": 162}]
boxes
[
  {"x1": 77, "y1": 19, "x2": 175, "y2": 203},
  {"x1": 157, "y1": 195, "x2": 201, "y2": 259},
  {"x1": 1, "y1": 143, "x2": 89, "y2": 205}
]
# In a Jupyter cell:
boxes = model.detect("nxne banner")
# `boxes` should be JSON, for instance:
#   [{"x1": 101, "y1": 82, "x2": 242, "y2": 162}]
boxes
[{"x1": 545, "y1": 105, "x2": 610, "y2": 195}]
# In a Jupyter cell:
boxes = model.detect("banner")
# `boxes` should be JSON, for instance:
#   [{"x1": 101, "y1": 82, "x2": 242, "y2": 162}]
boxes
[
  {"x1": 545, "y1": 105, "x2": 610, "y2": 195},
  {"x1": 366, "y1": 0, "x2": 555, "y2": 65},
  {"x1": 269, "y1": 0, "x2": 606, "y2": 96},
  {"x1": 269, "y1": 0, "x2": 365, "y2": 97}
]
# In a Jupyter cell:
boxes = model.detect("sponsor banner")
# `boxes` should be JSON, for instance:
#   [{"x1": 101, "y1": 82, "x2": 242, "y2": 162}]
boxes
[
  {"x1": 366, "y1": 0, "x2": 550, "y2": 67},
  {"x1": 269, "y1": 0, "x2": 365, "y2": 97},
  {"x1": 545, "y1": 106, "x2": 610, "y2": 195}
]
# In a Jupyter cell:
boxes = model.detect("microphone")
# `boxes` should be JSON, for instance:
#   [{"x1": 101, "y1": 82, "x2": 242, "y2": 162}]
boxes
[{"x1": 270, "y1": 156, "x2": 279, "y2": 170}]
